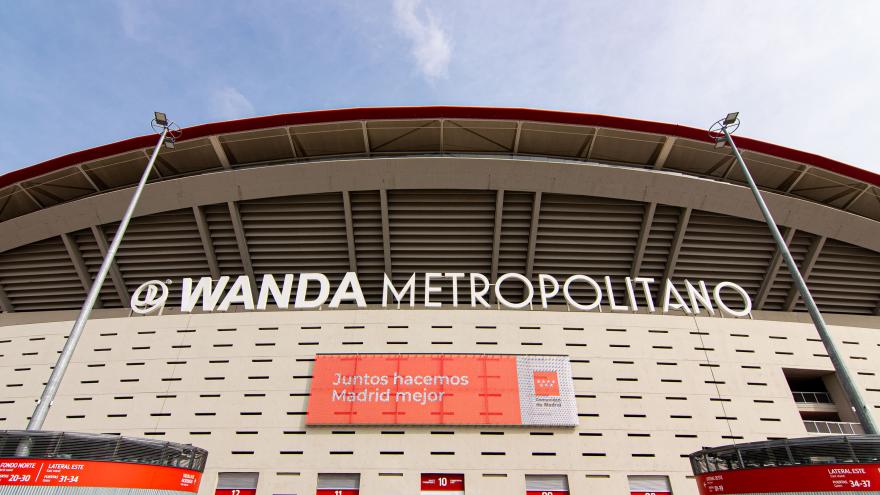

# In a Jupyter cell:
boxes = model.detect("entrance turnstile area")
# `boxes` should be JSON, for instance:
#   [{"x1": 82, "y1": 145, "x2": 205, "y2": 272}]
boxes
[
  {"x1": 316, "y1": 473, "x2": 361, "y2": 495},
  {"x1": 525, "y1": 474, "x2": 570, "y2": 494},
  {"x1": 216, "y1": 472, "x2": 259, "y2": 495},
  {"x1": 213, "y1": 472, "x2": 675, "y2": 494}
]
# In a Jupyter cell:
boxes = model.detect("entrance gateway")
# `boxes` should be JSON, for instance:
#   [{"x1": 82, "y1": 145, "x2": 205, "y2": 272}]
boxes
[
  {"x1": 526, "y1": 474, "x2": 570, "y2": 494},
  {"x1": 211, "y1": 472, "x2": 678, "y2": 493},
  {"x1": 628, "y1": 475, "x2": 673, "y2": 495},
  {"x1": 216, "y1": 472, "x2": 259, "y2": 495},
  {"x1": 316, "y1": 473, "x2": 359, "y2": 494}
]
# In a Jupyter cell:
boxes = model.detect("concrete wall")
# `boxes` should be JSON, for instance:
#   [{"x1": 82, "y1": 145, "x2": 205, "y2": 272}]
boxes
[{"x1": 1, "y1": 309, "x2": 879, "y2": 495}]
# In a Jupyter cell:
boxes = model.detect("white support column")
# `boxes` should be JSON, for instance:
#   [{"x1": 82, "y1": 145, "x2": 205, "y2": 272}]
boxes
[
  {"x1": 583, "y1": 129, "x2": 600, "y2": 160},
  {"x1": 209, "y1": 135, "x2": 233, "y2": 170},
  {"x1": 361, "y1": 121, "x2": 371, "y2": 157},
  {"x1": 61, "y1": 232, "x2": 102, "y2": 308},
  {"x1": 286, "y1": 127, "x2": 300, "y2": 159},
  {"x1": 513, "y1": 122, "x2": 523, "y2": 154},
  {"x1": 721, "y1": 157, "x2": 738, "y2": 179},
  {"x1": 662, "y1": 207, "x2": 692, "y2": 283},
  {"x1": 192, "y1": 206, "x2": 220, "y2": 279},
  {"x1": 142, "y1": 149, "x2": 164, "y2": 177},
  {"x1": 524, "y1": 191, "x2": 542, "y2": 282},
  {"x1": 755, "y1": 227, "x2": 796, "y2": 310},
  {"x1": 653, "y1": 136, "x2": 677, "y2": 170},
  {"x1": 843, "y1": 184, "x2": 871, "y2": 211},
  {"x1": 78, "y1": 165, "x2": 102, "y2": 192},
  {"x1": 785, "y1": 166, "x2": 810, "y2": 193},
  {"x1": 90, "y1": 225, "x2": 129, "y2": 304},
  {"x1": 380, "y1": 189, "x2": 392, "y2": 276},
  {"x1": 342, "y1": 191, "x2": 358, "y2": 272},
  {"x1": 631, "y1": 202, "x2": 657, "y2": 278},
  {"x1": 227, "y1": 201, "x2": 256, "y2": 289},
  {"x1": 18, "y1": 184, "x2": 43, "y2": 208},
  {"x1": 784, "y1": 235, "x2": 826, "y2": 311},
  {"x1": 490, "y1": 190, "x2": 504, "y2": 301}
]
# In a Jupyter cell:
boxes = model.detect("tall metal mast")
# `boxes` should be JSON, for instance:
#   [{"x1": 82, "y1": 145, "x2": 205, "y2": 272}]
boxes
[
  {"x1": 24, "y1": 113, "x2": 179, "y2": 432},
  {"x1": 712, "y1": 113, "x2": 877, "y2": 434}
]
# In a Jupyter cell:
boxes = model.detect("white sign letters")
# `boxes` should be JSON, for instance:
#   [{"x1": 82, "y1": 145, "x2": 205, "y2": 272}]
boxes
[{"x1": 131, "y1": 272, "x2": 752, "y2": 317}]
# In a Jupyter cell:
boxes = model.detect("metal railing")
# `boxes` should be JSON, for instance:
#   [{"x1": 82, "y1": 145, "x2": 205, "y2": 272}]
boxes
[
  {"x1": 0, "y1": 430, "x2": 207, "y2": 471},
  {"x1": 690, "y1": 435, "x2": 880, "y2": 475},
  {"x1": 792, "y1": 391, "x2": 833, "y2": 404},
  {"x1": 805, "y1": 420, "x2": 864, "y2": 435}
]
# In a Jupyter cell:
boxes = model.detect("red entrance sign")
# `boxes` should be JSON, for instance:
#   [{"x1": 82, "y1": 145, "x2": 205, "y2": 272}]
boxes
[
  {"x1": 527, "y1": 492, "x2": 569, "y2": 495},
  {"x1": 216, "y1": 490, "x2": 257, "y2": 495},
  {"x1": 696, "y1": 463, "x2": 880, "y2": 494},
  {"x1": 421, "y1": 473, "x2": 465, "y2": 493},
  {"x1": 316, "y1": 490, "x2": 358, "y2": 495},
  {"x1": 630, "y1": 492, "x2": 671, "y2": 495},
  {"x1": 0, "y1": 458, "x2": 201, "y2": 492}
]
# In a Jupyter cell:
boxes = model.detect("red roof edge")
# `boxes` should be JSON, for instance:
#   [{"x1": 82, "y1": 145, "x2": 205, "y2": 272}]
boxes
[{"x1": 2, "y1": 106, "x2": 878, "y2": 189}]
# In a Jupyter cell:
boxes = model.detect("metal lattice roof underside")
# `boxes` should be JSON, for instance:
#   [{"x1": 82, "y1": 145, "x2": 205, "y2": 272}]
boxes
[
  {"x1": 0, "y1": 111, "x2": 879, "y2": 315},
  {"x1": 0, "y1": 186, "x2": 878, "y2": 315}
]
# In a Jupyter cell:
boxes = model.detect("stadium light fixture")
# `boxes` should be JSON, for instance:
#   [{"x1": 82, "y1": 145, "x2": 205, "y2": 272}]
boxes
[
  {"x1": 21, "y1": 113, "x2": 181, "y2": 446},
  {"x1": 723, "y1": 112, "x2": 739, "y2": 126},
  {"x1": 709, "y1": 113, "x2": 878, "y2": 435}
]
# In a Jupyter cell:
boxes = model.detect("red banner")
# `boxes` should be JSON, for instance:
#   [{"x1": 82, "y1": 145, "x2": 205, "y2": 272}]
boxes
[
  {"x1": 0, "y1": 458, "x2": 201, "y2": 492},
  {"x1": 697, "y1": 463, "x2": 880, "y2": 494},
  {"x1": 316, "y1": 490, "x2": 359, "y2": 495},
  {"x1": 307, "y1": 354, "x2": 522, "y2": 425},
  {"x1": 527, "y1": 491, "x2": 569, "y2": 495},
  {"x1": 216, "y1": 490, "x2": 257, "y2": 495}
]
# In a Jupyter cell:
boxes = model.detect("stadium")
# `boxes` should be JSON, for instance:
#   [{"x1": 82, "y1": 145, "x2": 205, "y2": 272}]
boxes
[{"x1": 0, "y1": 106, "x2": 879, "y2": 495}]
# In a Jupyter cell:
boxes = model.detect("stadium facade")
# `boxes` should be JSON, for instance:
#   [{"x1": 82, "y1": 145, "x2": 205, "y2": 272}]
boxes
[{"x1": 0, "y1": 107, "x2": 879, "y2": 495}]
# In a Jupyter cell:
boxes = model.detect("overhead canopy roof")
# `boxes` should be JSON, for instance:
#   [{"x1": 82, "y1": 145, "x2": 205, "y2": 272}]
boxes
[
  {"x1": 0, "y1": 107, "x2": 878, "y2": 316},
  {"x1": 1, "y1": 106, "x2": 879, "y2": 224}
]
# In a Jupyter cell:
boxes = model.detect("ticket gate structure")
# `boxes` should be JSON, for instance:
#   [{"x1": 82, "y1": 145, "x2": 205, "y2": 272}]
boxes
[
  {"x1": 690, "y1": 435, "x2": 880, "y2": 494},
  {"x1": 316, "y1": 473, "x2": 360, "y2": 495},
  {"x1": 0, "y1": 430, "x2": 207, "y2": 494},
  {"x1": 628, "y1": 475, "x2": 672, "y2": 495},
  {"x1": 216, "y1": 472, "x2": 259, "y2": 495},
  {"x1": 525, "y1": 474, "x2": 570, "y2": 494}
]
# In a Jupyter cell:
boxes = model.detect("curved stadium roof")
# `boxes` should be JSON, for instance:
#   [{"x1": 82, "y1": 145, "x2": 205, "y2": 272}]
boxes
[{"x1": 0, "y1": 107, "x2": 878, "y2": 315}]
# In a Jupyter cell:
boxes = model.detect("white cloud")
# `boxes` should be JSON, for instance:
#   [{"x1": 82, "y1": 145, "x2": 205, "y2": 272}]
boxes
[
  {"x1": 210, "y1": 87, "x2": 256, "y2": 120},
  {"x1": 427, "y1": 1, "x2": 880, "y2": 171},
  {"x1": 393, "y1": 0, "x2": 452, "y2": 80}
]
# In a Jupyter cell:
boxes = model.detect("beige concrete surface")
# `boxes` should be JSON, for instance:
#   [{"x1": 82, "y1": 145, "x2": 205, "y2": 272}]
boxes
[{"x1": 1, "y1": 309, "x2": 878, "y2": 494}]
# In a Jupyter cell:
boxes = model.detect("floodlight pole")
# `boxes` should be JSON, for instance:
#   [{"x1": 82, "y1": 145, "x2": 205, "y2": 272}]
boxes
[
  {"x1": 718, "y1": 122, "x2": 878, "y2": 435},
  {"x1": 22, "y1": 118, "x2": 173, "y2": 437}
]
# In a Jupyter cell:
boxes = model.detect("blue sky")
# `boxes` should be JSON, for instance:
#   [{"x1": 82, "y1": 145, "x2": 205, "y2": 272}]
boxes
[{"x1": 1, "y1": 1, "x2": 878, "y2": 174}]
